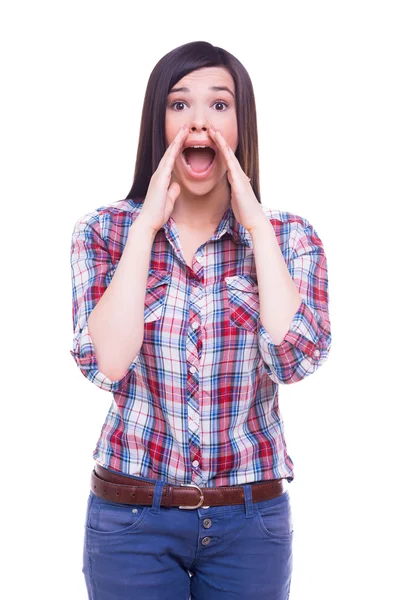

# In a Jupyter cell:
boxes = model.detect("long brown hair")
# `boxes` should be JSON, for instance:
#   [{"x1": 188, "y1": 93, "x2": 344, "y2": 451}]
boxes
[{"x1": 125, "y1": 40, "x2": 261, "y2": 204}]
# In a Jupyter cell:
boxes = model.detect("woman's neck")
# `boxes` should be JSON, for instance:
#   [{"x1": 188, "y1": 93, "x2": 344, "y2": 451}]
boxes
[{"x1": 170, "y1": 179, "x2": 231, "y2": 228}]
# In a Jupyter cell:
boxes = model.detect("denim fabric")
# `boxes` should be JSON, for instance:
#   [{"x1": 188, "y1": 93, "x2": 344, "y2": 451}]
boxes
[{"x1": 82, "y1": 482, "x2": 293, "y2": 599}]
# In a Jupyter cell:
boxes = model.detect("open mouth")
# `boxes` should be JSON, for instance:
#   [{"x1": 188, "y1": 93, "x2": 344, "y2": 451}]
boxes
[{"x1": 181, "y1": 146, "x2": 217, "y2": 179}]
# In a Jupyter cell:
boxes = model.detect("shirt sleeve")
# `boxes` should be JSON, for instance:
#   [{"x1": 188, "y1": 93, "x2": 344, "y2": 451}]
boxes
[
  {"x1": 257, "y1": 218, "x2": 332, "y2": 385},
  {"x1": 69, "y1": 212, "x2": 141, "y2": 392}
]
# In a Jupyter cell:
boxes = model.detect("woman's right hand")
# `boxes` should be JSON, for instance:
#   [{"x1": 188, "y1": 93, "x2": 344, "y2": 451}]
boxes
[{"x1": 137, "y1": 125, "x2": 190, "y2": 234}]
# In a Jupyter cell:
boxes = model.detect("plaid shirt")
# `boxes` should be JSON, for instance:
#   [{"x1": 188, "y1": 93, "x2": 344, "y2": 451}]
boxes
[{"x1": 70, "y1": 199, "x2": 331, "y2": 486}]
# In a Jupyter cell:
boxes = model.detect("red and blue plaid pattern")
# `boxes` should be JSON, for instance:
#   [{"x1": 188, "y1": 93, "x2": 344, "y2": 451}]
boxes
[{"x1": 70, "y1": 199, "x2": 331, "y2": 486}]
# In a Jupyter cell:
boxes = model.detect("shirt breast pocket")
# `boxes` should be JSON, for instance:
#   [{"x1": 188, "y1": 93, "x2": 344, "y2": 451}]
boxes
[
  {"x1": 224, "y1": 274, "x2": 260, "y2": 333},
  {"x1": 144, "y1": 268, "x2": 171, "y2": 323}
]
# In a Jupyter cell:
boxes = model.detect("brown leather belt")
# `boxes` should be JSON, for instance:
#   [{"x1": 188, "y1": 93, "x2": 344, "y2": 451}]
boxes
[{"x1": 91, "y1": 464, "x2": 286, "y2": 509}]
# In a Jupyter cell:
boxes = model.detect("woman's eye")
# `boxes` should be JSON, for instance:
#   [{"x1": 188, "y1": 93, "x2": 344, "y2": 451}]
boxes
[
  {"x1": 170, "y1": 100, "x2": 229, "y2": 111},
  {"x1": 171, "y1": 101, "x2": 186, "y2": 111},
  {"x1": 213, "y1": 101, "x2": 228, "y2": 111}
]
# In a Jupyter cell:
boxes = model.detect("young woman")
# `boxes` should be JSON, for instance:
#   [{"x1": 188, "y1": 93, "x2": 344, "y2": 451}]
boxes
[{"x1": 70, "y1": 40, "x2": 332, "y2": 600}]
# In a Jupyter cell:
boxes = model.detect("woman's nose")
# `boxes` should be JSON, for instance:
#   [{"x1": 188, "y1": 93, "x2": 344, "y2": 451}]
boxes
[
  {"x1": 189, "y1": 120, "x2": 211, "y2": 133},
  {"x1": 190, "y1": 125, "x2": 207, "y2": 132}
]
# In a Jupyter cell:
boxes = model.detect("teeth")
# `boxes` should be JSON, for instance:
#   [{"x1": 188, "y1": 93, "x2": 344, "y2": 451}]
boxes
[
  {"x1": 182, "y1": 145, "x2": 215, "y2": 166},
  {"x1": 184, "y1": 145, "x2": 215, "y2": 151}
]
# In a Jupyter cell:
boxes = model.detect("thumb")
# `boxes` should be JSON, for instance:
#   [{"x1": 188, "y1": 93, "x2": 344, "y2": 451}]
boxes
[{"x1": 167, "y1": 181, "x2": 181, "y2": 203}]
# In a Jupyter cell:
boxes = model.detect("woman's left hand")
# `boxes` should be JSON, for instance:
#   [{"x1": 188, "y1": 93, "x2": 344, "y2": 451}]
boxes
[{"x1": 209, "y1": 125, "x2": 265, "y2": 234}]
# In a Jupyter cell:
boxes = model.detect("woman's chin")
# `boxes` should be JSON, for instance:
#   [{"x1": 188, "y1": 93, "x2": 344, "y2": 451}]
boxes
[{"x1": 175, "y1": 167, "x2": 226, "y2": 194}]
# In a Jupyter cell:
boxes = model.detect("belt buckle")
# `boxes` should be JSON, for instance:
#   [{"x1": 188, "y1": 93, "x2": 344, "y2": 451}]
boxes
[{"x1": 179, "y1": 482, "x2": 206, "y2": 509}]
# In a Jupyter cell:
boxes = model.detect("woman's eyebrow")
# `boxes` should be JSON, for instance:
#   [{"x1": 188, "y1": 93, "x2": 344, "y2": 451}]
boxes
[{"x1": 168, "y1": 86, "x2": 235, "y2": 98}]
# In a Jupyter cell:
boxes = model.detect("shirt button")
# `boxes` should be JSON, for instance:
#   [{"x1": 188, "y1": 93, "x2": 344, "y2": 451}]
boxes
[
  {"x1": 192, "y1": 322, "x2": 199, "y2": 330},
  {"x1": 192, "y1": 460, "x2": 199, "y2": 467},
  {"x1": 314, "y1": 349, "x2": 320, "y2": 358},
  {"x1": 197, "y1": 256, "x2": 204, "y2": 263},
  {"x1": 189, "y1": 366, "x2": 197, "y2": 374}
]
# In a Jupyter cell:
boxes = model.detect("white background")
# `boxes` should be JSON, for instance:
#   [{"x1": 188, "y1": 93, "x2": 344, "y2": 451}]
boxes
[{"x1": 2, "y1": 1, "x2": 399, "y2": 598}]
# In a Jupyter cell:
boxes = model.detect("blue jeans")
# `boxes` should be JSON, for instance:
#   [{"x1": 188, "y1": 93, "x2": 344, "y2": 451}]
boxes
[{"x1": 82, "y1": 477, "x2": 293, "y2": 599}]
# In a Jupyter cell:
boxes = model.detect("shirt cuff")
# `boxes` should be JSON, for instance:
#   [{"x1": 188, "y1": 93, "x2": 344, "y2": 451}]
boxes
[
  {"x1": 70, "y1": 322, "x2": 140, "y2": 392},
  {"x1": 257, "y1": 298, "x2": 330, "y2": 384}
]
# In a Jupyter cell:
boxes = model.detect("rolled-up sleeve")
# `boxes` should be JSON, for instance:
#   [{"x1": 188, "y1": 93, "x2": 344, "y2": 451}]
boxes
[
  {"x1": 258, "y1": 219, "x2": 332, "y2": 385},
  {"x1": 70, "y1": 212, "x2": 140, "y2": 392}
]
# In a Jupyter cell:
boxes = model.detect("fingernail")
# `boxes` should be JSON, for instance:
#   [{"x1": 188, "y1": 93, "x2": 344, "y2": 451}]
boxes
[{"x1": 183, "y1": 124, "x2": 187, "y2": 129}]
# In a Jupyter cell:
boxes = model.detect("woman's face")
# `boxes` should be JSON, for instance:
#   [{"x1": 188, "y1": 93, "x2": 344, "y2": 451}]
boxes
[{"x1": 165, "y1": 66, "x2": 238, "y2": 194}]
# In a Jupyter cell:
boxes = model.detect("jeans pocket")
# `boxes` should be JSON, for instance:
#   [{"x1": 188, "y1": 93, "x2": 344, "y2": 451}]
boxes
[
  {"x1": 86, "y1": 491, "x2": 150, "y2": 535},
  {"x1": 224, "y1": 275, "x2": 260, "y2": 333},
  {"x1": 255, "y1": 491, "x2": 294, "y2": 540}
]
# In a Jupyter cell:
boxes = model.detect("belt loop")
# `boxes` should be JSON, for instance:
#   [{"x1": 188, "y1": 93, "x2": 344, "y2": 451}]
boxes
[
  {"x1": 243, "y1": 483, "x2": 254, "y2": 518},
  {"x1": 150, "y1": 480, "x2": 165, "y2": 514}
]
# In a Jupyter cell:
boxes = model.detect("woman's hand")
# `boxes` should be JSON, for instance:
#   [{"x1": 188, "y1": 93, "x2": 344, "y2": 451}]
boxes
[
  {"x1": 138, "y1": 125, "x2": 189, "y2": 234},
  {"x1": 209, "y1": 125, "x2": 265, "y2": 234}
]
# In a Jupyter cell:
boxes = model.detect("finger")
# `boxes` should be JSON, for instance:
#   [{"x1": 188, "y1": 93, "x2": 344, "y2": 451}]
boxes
[
  {"x1": 167, "y1": 180, "x2": 181, "y2": 203},
  {"x1": 155, "y1": 127, "x2": 188, "y2": 186},
  {"x1": 209, "y1": 128, "x2": 236, "y2": 170},
  {"x1": 210, "y1": 128, "x2": 251, "y2": 186},
  {"x1": 164, "y1": 127, "x2": 189, "y2": 174},
  {"x1": 158, "y1": 126, "x2": 189, "y2": 173}
]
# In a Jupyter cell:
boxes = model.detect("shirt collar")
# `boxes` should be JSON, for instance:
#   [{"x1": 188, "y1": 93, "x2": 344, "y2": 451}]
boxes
[
  {"x1": 217, "y1": 205, "x2": 253, "y2": 248},
  {"x1": 163, "y1": 204, "x2": 253, "y2": 249}
]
